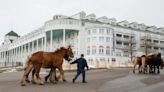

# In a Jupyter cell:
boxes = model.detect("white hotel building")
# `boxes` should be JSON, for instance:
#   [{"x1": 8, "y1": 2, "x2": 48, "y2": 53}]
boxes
[{"x1": 0, "y1": 11, "x2": 164, "y2": 68}]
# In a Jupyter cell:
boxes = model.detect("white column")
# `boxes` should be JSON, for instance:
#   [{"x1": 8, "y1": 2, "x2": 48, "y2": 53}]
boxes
[
  {"x1": 0, "y1": 52, "x2": 1, "y2": 67},
  {"x1": 44, "y1": 35, "x2": 47, "y2": 51},
  {"x1": 21, "y1": 46, "x2": 23, "y2": 64},
  {"x1": 42, "y1": 37, "x2": 44, "y2": 50},
  {"x1": 28, "y1": 42, "x2": 30, "y2": 53},
  {"x1": 32, "y1": 41, "x2": 34, "y2": 52},
  {"x1": 15, "y1": 48, "x2": 17, "y2": 65},
  {"x1": 2, "y1": 52, "x2": 3, "y2": 67},
  {"x1": 9, "y1": 50, "x2": 11, "y2": 65},
  {"x1": 11, "y1": 49, "x2": 13, "y2": 66},
  {"x1": 24, "y1": 45, "x2": 26, "y2": 58},
  {"x1": 0, "y1": 52, "x2": 1, "y2": 65},
  {"x1": 13, "y1": 49, "x2": 15, "y2": 65},
  {"x1": 50, "y1": 30, "x2": 53, "y2": 50},
  {"x1": 22, "y1": 45, "x2": 24, "y2": 55},
  {"x1": 5, "y1": 51, "x2": 7, "y2": 66},
  {"x1": 63, "y1": 29, "x2": 66, "y2": 45},
  {"x1": 4, "y1": 51, "x2": 5, "y2": 66},
  {"x1": 36, "y1": 39, "x2": 38, "y2": 51}
]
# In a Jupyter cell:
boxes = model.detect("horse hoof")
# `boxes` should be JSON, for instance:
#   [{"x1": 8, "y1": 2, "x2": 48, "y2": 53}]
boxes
[
  {"x1": 26, "y1": 80, "x2": 30, "y2": 83},
  {"x1": 21, "y1": 83, "x2": 26, "y2": 86},
  {"x1": 39, "y1": 81, "x2": 44, "y2": 85},
  {"x1": 39, "y1": 82, "x2": 44, "y2": 85},
  {"x1": 31, "y1": 80, "x2": 36, "y2": 84},
  {"x1": 63, "y1": 80, "x2": 67, "y2": 82},
  {"x1": 55, "y1": 78, "x2": 59, "y2": 81},
  {"x1": 52, "y1": 81, "x2": 57, "y2": 84}
]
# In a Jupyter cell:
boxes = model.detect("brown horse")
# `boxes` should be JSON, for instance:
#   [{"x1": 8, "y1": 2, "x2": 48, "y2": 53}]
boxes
[
  {"x1": 133, "y1": 56, "x2": 142, "y2": 73},
  {"x1": 139, "y1": 53, "x2": 162, "y2": 74},
  {"x1": 20, "y1": 45, "x2": 74, "y2": 86}
]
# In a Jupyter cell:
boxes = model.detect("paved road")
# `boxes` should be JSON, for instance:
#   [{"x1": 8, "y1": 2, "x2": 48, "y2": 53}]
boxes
[
  {"x1": 97, "y1": 69, "x2": 164, "y2": 92},
  {"x1": 0, "y1": 68, "x2": 130, "y2": 92},
  {"x1": 1, "y1": 68, "x2": 164, "y2": 92}
]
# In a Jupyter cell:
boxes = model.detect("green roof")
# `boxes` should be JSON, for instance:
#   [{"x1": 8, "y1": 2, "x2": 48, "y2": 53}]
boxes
[{"x1": 5, "y1": 30, "x2": 19, "y2": 37}]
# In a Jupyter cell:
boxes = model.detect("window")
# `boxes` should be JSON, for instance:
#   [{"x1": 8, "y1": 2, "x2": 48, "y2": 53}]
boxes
[
  {"x1": 116, "y1": 34, "x2": 122, "y2": 37},
  {"x1": 123, "y1": 51, "x2": 129, "y2": 57},
  {"x1": 106, "y1": 37, "x2": 110, "y2": 42},
  {"x1": 38, "y1": 38, "x2": 42, "y2": 46},
  {"x1": 160, "y1": 41, "x2": 164, "y2": 44},
  {"x1": 153, "y1": 40, "x2": 159, "y2": 43},
  {"x1": 106, "y1": 46, "x2": 110, "y2": 55},
  {"x1": 92, "y1": 29, "x2": 97, "y2": 34},
  {"x1": 46, "y1": 31, "x2": 51, "y2": 42},
  {"x1": 88, "y1": 30, "x2": 91, "y2": 35},
  {"x1": 30, "y1": 42, "x2": 32, "y2": 50},
  {"x1": 116, "y1": 52, "x2": 121, "y2": 56},
  {"x1": 123, "y1": 35, "x2": 129, "y2": 39},
  {"x1": 107, "y1": 29, "x2": 111, "y2": 34},
  {"x1": 99, "y1": 46, "x2": 104, "y2": 54},
  {"x1": 87, "y1": 38, "x2": 90, "y2": 42},
  {"x1": 116, "y1": 41, "x2": 122, "y2": 45},
  {"x1": 154, "y1": 47, "x2": 158, "y2": 50},
  {"x1": 34, "y1": 40, "x2": 37, "y2": 48},
  {"x1": 92, "y1": 37, "x2": 97, "y2": 42},
  {"x1": 26, "y1": 43, "x2": 28, "y2": 51},
  {"x1": 99, "y1": 28, "x2": 104, "y2": 34},
  {"x1": 92, "y1": 46, "x2": 96, "y2": 54},
  {"x1": 99, "y1": 37, "x2": 104, "y2": 42},
  {"x1": 68, "y1": 34, "x2": 71, "y2": 38},
  {"x1": 124, "y1": 42, "x2": 129, "y2": 46}
]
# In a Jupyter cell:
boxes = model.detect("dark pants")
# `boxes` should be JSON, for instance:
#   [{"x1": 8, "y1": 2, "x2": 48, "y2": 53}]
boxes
[{"x1": 73, "y1": 69, "x2": 86, "y2": 82}]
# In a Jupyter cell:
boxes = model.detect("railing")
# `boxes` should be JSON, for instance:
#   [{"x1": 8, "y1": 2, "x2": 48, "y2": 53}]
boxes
[
  {"x1": 115, "y1": 45, "x2": 136, "y2": 50},
  {"x1": 115, "y1": 37, "x2": 136, "y2": 43}
]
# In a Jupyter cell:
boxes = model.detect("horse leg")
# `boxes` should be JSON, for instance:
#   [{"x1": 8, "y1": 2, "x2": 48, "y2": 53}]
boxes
[
  {"x1": 44, "y1": 69, "x2": 51, "y2": 82},
  {"x1": 44, "y1": 68, "x2": 57, "y2": 84},
  {"x1": 34, "y1": 67, "x2": 44, "y2": 85},
  {"x1": 133, "y1": 64, "x2": 136, "y2": 74},
  {"x1": 138, "y1": 65, "x2": 142, "y2": 73},
  {"x1": 157, "y1": 65, "x2": 160, "y2": 74},
  {"x1": 58, "y1": 66, "x2": 66, "y2": 82},
  {"x1": 20, "y1": 65, "x2": 33, "y2": 86},
  {"x1": 54, "y1": 68, "x2": 58, "y2": 82},
  {"x1": 31, "y1": 68, "x2": 36, "y2": 84},
  {"x1": 25, "y1": 68, "x2": 32, "y2": 83},
  {"x1": 153, "y1": 65, "x2": 156, "y2": 73},
  {"x1": 50, "y1": 68, "x2": 57, "y2": 84}
]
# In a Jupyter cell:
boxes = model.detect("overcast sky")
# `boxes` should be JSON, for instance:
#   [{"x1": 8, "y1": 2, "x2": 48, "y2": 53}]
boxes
[{"x1": 0, "y1": 0, "x2": 164, "y2": 44}]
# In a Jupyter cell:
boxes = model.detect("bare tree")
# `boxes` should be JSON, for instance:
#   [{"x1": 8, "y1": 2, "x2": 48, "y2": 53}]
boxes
[
  {"x1": 140, "y1": 33, "x2": 151, "y2": 55},
  {"x1": 129, "y1": 33, "x2": 136, "y2": 61}
]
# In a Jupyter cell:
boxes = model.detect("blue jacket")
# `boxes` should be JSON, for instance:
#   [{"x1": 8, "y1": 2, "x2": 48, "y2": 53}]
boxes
[{"x1": 71, "y1": 57, "x2": 89, "y2": 71}]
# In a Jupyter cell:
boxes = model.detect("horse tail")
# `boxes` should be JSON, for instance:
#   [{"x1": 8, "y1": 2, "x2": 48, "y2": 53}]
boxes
[{"x1": 24, "y1": 55, "x2": 32, "y2": 71}]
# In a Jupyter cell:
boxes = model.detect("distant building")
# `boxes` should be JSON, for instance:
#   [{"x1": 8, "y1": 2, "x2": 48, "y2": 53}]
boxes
[{"x1": 0, "y1": 11, "x2": 164, "y2": 68}]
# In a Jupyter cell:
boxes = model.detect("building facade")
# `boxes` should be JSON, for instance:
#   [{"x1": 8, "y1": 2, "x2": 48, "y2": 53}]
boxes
[{"x1": 0, "y1": 11, "x2": 164, "y2": 68}]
